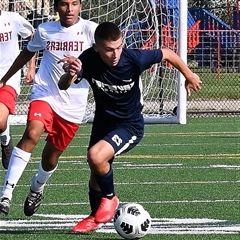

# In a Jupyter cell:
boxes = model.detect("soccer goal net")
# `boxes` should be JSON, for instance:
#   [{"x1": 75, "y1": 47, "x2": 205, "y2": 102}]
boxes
[{"x1": 6, "y1": 0, "x2": 187, "y2": 124}]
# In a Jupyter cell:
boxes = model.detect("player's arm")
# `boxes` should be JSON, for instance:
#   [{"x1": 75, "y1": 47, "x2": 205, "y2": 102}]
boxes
[
  {"x1": 58, "y1": 55, "x2": 82, "y2": 90},
  {"x1": 24, "y1": 35, "x2": 36, "y2": 84},
  {"x1": 0, "y1": 48, "x2": 35, "y2": 87},
  {"x1": 24, "y1": 53, "x2": 36, "y2": 84},
  {"x1": 161, "y1": 48, "x2": 202, "y2": 96},
  {"x1": 58, "y1": 73, "x2": 78, "y2": 90}
]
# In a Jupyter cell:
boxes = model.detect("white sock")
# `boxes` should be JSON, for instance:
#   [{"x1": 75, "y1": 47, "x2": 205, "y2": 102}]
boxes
[
  {"x1": 1, "y1": 147, "x2": 31, "y2": 200},
  {"x1": 30, "y1": 162, "x2": 57, "y2": 193},
  {"x1": 0, "y1": 123, "x2": 10, "y2": 146}
]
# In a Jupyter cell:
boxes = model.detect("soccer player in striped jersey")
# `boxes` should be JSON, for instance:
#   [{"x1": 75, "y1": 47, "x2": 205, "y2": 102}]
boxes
[
  {"x1": 0, "y1": 0, "x2": 97, "y2": 217},
  {"x1": 0, "y1": 10, "x2": 35, "y2": 170},
  {"x1": 59, "y1": 21, "x2": 202, "y2": 233}
]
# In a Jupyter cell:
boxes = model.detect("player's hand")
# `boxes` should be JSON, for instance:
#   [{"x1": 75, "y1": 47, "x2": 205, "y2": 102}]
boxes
[
  {"x1": 185, "y1": 73, "x2": 202, "y2": 96},
  {"x1": 0, "y1": 80, "x2": 5, "y2": 88},
  {"x1": 58, "y1": 55, "x2": 82, "y2": 77},
  {"x1": 24, "y1": 68, "x2": 35, "y2": 84}
]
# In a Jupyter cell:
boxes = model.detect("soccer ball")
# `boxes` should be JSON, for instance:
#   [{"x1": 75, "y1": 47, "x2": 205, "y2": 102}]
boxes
[{"x1": 113, "y1": 203, "x2": 151, "y2": 239}]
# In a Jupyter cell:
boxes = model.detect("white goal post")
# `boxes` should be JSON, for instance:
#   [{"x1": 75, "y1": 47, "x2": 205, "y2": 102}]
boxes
[{"x1": 5, "y1": 0, "x2": 188, "y2": 124}]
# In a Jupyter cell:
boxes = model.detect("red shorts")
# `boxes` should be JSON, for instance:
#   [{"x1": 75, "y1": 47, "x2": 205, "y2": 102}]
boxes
[
  {"x1": 0, "y1": 85, "x2": 17, "y2": 114},
  {"x1": 27, "y1": 100, "x2": 79, "y2": 151}
]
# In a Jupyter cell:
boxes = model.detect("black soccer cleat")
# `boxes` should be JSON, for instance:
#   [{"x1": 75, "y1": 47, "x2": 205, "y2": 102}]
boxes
[
  {"x1": 1, "y1": 138, "x2": 13, "y2": 170},
  {"x1": 24, "y1": 190, "x2": 44, "y2": 216},
  {"x1": 0, "y1": 197, "x2": 11, "y2": 215}
]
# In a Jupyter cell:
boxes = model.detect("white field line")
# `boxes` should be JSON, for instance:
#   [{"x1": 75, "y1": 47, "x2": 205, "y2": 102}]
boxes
[
  {"x1": 2, "y1": 165, "x2": 238, "y2": 172},
  {"x1": 143, "y1": 132, "x2": 240, "y2": 136},
  {"x1": 6, "y1": 141, "x2": 240, "y2": 151},
  {"x1": 64, "y1": 142, "x2": 240, "y2": 148},
  {"x1": 53, "y1": 153, "x2": 240, "y2": 160},
  {"x1": 9, "y1": 141, "x2": 239, "y2": 149},
  {"x1": 11, "y1": 131, "x2": 240, "y2": 139},
  {"x1": 137, "y1": 142, "x2": 240, "y2": 147},
  {"x1": 4, "y1": 179, "x2": 240, "y2": 189},
  {"x1": 40, "y1": 199, "x2": 240, "y2": 205},
  {"x1": 20, "y1": 153, "x2": 240, "y2": 161},
  {"x1": 1, "y1": 163, "x2": 240, "y2": 173},
  {"x1": 49, "y1": 142, "x2": 240, "y2": 148},
  {"x1": 0, "y1": 215, "x2": 240, "y2": 235},
  {"x1": 7, "y1": 199, "x2": 240, "y2": 207},
  {"x1": 59, "y1": 142, "x2": 240, "y2": 149}
]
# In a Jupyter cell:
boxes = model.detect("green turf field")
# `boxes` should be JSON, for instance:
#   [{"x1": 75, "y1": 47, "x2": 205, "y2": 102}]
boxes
[{"x1": 0, "y1": 117, "x2": 239, "y2": 240}]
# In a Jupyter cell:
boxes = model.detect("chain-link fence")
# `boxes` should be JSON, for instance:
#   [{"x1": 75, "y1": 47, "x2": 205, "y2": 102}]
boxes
[
  {"x1": 1, "y1": 0, "x2": 55, "y2": 121},
  {"x1": 1, "y1": 0, "x2": 239, "y2": 119},
  {"x1": 187, "y1": 29, "x2": 240, "y2": 117}
]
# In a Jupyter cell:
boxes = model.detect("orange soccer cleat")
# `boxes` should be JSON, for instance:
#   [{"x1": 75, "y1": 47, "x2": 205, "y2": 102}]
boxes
[
  {"x1": 95, "y1": 195, "x2": 119, "y2": 223},
  {"x1": 72, "y1": 215, "x2": 101, "y2": 233}
]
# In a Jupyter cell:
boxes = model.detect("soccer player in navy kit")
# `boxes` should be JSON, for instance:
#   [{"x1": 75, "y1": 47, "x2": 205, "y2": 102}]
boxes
[{"x1": 59, "y1": 22, "x2": 202, "y2": 233}]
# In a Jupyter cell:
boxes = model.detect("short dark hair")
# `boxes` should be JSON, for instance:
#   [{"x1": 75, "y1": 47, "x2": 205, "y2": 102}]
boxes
[
  {"x1": 54, "y1": 0, "x2": 82, "y2": 10},
  {"x1": 94, "y1": 22, "x2": 121, "y2": 43}
]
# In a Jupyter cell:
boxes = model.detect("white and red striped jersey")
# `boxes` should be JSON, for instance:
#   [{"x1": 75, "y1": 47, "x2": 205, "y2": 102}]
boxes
[
  {"x1": 27, "y1": 18, "x2": 97, "y2": 124},
  {"x1": 0, "y1": 11, "x2": 34, "y2": 94}
]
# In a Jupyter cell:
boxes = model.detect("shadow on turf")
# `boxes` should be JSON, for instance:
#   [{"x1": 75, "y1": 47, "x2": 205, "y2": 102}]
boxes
[
  {"x1": 219, "y1": 136, "x2": 239, "y2": 138},
  {"x1": 0, "y1": 230, "x2": 120, "y2": 240}
]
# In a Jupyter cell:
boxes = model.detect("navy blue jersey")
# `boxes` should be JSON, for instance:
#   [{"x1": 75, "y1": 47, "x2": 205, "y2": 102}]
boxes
[{"x1": 79, "y1": 47, "x2": 163, "y2": 120}]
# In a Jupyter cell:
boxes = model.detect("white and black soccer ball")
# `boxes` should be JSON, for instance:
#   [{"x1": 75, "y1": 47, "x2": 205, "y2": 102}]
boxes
[{"x1": 114, "y1": 203, "x2": 151, "y2": 239}]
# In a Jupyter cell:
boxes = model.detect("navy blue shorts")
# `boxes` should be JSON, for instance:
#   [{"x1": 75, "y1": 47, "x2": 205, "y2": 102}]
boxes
[{"x1": 89, "y1": 116, "x2": 144, "y2": 156}]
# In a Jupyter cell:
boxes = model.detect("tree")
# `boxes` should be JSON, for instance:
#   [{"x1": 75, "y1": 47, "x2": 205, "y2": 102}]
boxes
[{"x1": 188, "y1": 0, "x2": 236, "y2": 23}]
